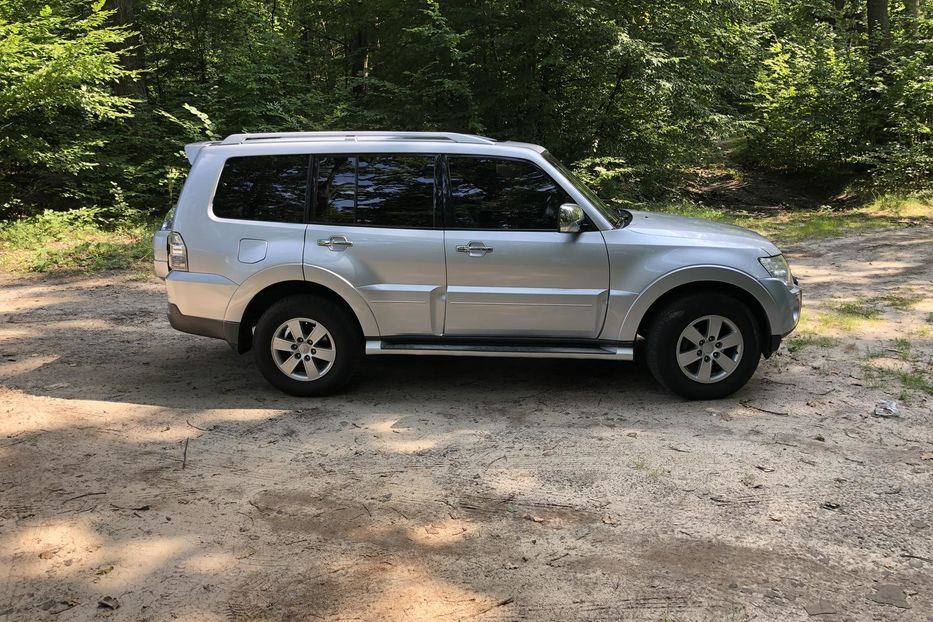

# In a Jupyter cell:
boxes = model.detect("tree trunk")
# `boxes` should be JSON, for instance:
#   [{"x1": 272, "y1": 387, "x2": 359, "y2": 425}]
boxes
[
  {"x1": 905, "y1": 0, "x2": 920, "y2": 36},
  {"x1": 105, "y1": 0, "x2": 147, "y2": 99},
  {"x1": 866, "y1": 0, "x2": 890, "y2": 74},
  {"x1": 349, "y1": 28, "x2": 370, "y2": 99}
]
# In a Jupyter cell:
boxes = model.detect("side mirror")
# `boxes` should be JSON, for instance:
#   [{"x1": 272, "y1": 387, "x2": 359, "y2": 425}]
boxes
[{"x1": 559, "y1": 203, "x2": 585, "y2": 233}]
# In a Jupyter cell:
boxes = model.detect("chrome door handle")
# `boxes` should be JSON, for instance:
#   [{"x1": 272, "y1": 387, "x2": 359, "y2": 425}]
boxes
[
  {"x1": 456, "y1": 241, "x2": 493, "y2": 257},
  {"x1": 317, "y1": 235, "x2": 353, "y2": 251}
]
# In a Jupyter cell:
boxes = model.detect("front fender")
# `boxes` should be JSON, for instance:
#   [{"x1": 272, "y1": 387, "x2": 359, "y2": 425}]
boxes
[
  {"x1": 223, "y1": 263, "x2": 380, "y2": 336},
  {"x1": 616, "y1": 265, "x2": 777, "y2": 342}
]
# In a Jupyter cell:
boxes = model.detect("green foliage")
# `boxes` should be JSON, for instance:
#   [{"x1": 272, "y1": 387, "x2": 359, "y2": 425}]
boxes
[
  {"x1": 853, "y1": 16, "x2": 933, "y2": 190},
  {"x1": 747, "y1": 3, "x2": 933, "y2": 189},
  {"x1": 0, "y1": 0, "x2": 930, "y2": 225},
  {"x1": 750, "y1": 32, "x2": 862, "y2": 171},
  {"x1": 0, "y1": 207, "x2": 154, "y2": 273},
  {"x1": 0, "y1": 0, "x2": 136, "y2": 215}
]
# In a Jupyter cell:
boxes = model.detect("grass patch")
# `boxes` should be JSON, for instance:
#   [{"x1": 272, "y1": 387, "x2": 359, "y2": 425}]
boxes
[
  {"x1": 863, "y1": 363, "x2": 933, "y2": 397},
  {"x1": 798, "y1": 293, "x2": 927, "y2": 334},
  {"x1": 631, "y1": 460, "x2": 666, "y2": 478},
  {"x1": 892, "y1": 338, "x2": 913, "y2": 361},
  {"x1": 832, "y1": 300, "x2": 883, "y2": 319},
  {"x1": 864, "y1": 338, "x2": 913, "y2": 362},
  {"x1": 0, "y1": 208, "x2": 156, "y2": 274},
  {"x1": 862, "y1": 337, "x2": 932, "y2": 397},
  {"x1": 785, "y1": 333, "x2": 838, "y2": 354},
  {"x1": 877, "y1": 291, "x2": 925, "y2": 311},
  {"x1": 640, "y1": 193, "x2": 932, "y2": 245},
  {"x1": 798, "y1": 307, "x2": 880, "y2": 333}
]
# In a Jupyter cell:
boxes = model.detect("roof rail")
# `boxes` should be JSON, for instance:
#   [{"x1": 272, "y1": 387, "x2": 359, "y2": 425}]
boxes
[{"x1": 220, "y1": 131, "x2": 497, "y2": 145}]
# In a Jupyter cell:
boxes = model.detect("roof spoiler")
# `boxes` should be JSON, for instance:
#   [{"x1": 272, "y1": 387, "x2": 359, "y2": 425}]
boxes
[{"x1": 184, "y1": 142, "x2": 211, "y2": 165}]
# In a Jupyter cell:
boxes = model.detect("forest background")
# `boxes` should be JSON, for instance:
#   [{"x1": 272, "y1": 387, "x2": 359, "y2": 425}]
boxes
[{"x1": 0, "y1": 0, "x2": 929, "y2": 272}]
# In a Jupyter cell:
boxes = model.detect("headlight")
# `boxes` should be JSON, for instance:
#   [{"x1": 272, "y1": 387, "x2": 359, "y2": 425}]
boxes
[{"x1": 759, "y1": 254, "x2": 793, "y2": 286}]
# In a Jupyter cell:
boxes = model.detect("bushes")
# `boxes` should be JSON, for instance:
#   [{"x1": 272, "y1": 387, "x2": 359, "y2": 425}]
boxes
[
  {"x1": 0, "y1": 207, "x2": 154, "y2": 273},
  {"x1": 0, "y1": 0, "x2": 135, "y2": 216},
  {"x1": 749, "y1": 32, "x2": 863, "y2": 173},
  {"x1": 0, "y1": 0, "x2": 930, "y2": 224},
  {"x1": 746, "y1": 7, "x2": 933, "y2": 191}
]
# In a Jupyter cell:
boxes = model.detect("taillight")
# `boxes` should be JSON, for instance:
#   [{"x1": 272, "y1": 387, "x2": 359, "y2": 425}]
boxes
[{"x1": 167, "y1": 231, "x2": 188, "y2": 272}]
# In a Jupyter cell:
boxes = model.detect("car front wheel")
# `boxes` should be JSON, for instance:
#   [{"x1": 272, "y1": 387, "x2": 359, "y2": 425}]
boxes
[
  {"x1": 253, "y1": 295, "x2": 361, "y2": 396},
  {"x1": 645, "y1": 293, "x2": 761, "y2": 400}
]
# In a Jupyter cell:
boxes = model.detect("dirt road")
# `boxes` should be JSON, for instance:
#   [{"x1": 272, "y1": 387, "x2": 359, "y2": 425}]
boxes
[{"x1": 1, "y1": 227, "x2": 931, "y2": 621}]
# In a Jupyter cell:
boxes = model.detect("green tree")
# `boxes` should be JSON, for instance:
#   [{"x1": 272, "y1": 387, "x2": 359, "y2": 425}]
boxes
[{"x1": 0, "y1": 0, "x2": 136, "y2": 215}]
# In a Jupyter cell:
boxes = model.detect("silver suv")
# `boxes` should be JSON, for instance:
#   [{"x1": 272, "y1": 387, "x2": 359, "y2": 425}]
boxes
[{"x1": 154, "y1": 131, "x2": 801, "y2": 399}]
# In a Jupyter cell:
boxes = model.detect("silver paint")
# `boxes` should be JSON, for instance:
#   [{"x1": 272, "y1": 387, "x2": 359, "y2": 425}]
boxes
[{"x1": 155, "y1": 131, "x2": 801, "y2": 364}]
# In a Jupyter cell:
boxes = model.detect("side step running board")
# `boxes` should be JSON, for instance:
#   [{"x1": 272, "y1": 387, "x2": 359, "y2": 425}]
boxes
[{"x1": 365, "y1": 340, "x2": 634, "y2": 361}]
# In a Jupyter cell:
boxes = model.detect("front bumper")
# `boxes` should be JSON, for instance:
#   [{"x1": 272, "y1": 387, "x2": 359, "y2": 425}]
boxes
[
  {"x1": 761, "y1": 276, "x2": 801, "y2": 357},
  {"x1": 761, "y1": 276, "x2": 802, "y2": 335}
]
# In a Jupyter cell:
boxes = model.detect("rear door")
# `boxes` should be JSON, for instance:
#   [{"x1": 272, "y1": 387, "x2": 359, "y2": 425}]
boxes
[
  {"x1": 304, "y1": 154, "x2": 446, "y2": 336},
  {"x1": 443, "y1": 156, "x2": 611, "y2": 339}
]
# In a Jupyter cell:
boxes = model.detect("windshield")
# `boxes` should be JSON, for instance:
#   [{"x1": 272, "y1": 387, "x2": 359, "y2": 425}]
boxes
[{"x1": 543, "y1": 152, "x2": 629, "y2": 228}]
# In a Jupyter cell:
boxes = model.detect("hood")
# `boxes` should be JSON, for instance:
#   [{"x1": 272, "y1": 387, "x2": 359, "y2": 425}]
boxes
[{"x1": 623, "y1": 210, "x2": 780, "y2": 255}]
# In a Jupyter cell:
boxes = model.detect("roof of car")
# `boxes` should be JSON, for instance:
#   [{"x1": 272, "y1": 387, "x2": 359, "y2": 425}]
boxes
[
  {"x1": 183, "y1": 132, "x2": 547, "y2": 164},
  {"x1": 223, "y1": 131, "x2": 496, "y2": 144},
  {"x1": 221, "y1": 131, "x2": 545, "y2": 151}
]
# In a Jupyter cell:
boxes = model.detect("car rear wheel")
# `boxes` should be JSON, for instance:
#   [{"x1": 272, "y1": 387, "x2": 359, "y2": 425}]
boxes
[
  {"x1": 645, "y1": 293, "x2": 761, "y2": 400},
  {"x1": 253, "y1": 295, "x2": 361, "y2": 396}
]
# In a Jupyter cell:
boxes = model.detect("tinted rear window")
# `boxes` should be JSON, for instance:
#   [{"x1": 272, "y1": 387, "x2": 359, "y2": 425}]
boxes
[
  {"x1": 314, "y1": 155, "x2": 436, "y2": 228},
  {"x1": 213, "y1": 155, "x2": 310, "y2": 223}
]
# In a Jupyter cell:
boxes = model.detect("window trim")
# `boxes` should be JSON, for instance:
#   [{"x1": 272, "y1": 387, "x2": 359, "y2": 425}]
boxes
[
  {"x1": 207, "y1": 151, "x2": 593, "y2": 232},
  {"x1": 441, "y1": 154, "x2": 588, "y2": 233},
  {"x1": 309, "y1": 153, "x2": 441, "y2": 230}
]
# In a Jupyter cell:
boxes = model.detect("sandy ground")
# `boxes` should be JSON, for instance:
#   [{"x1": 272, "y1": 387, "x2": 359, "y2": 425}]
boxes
[{"x1": 0, "y1": 227, "x2": 931, "y2": 622}]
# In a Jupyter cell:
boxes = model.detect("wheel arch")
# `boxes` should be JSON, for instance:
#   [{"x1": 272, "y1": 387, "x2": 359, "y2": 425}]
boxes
[
  {"x1": 623, "y1": 268, "x2": 778, "y2": 357},
  {"x1": 235, "y1": 281, "x2": 377, "y2": 353},
  {"x1": 224, "y1": 265, "x2": 380, "y2": 354}
]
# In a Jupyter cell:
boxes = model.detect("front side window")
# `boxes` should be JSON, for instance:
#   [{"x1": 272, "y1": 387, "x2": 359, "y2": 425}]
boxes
[
  {"x1": 213, "y1": 155, "x2": 310, "y2": 223},
  {"x1": 447, "y1": 157, "x2": 571, "y2": 230},
  {"x1": 313, "y1": 155, "x2": 436, "y2": 228}
]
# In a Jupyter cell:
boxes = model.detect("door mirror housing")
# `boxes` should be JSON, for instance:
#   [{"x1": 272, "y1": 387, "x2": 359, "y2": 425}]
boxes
[{"x1": 559, "y1": 203, "x2": 585, "y2": 233}]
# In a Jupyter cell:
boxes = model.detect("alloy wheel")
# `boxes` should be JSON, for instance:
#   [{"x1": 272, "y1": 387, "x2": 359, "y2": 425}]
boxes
[
  {"x1": 676, "y1": 314, "x2": 744, "y2": 384},
  {"x1": 270, "y1": 317, "x2": 336, "y2": 381}
]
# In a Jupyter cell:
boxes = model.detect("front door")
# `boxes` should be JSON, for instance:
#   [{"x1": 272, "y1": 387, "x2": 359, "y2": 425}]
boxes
[
  {"x1": 304, "y1": 154, "x2": 446, "y2": 336},
  {"x1": 443, "y1": 156, "x2": 610, "y2": 339}
]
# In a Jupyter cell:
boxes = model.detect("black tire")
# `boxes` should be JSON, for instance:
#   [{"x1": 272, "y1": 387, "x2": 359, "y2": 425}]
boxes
[
  {"x1": 645, "y1": 292, "x2": 761, "y2": 400},
  {"x1": 252, "y1": 294, "x2": 361, "y2": 396}
]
